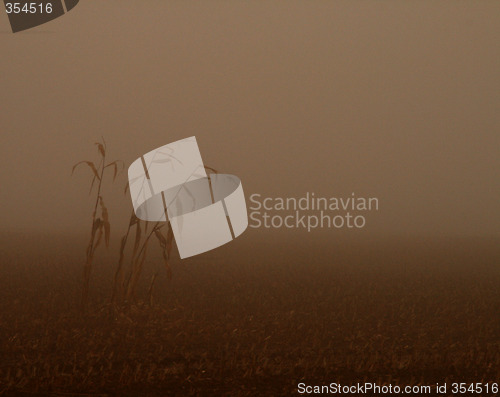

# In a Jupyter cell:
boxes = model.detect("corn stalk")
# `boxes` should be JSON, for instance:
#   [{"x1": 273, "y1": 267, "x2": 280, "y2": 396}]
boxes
[{"x1": 72, "y1": 138, "x2": 121, "y2": 312}]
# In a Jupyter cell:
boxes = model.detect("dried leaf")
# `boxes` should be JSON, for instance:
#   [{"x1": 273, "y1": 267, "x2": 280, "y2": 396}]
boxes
[
  {"x1": 204, "y1": 166, "x2": 218, "y2": 174},
  {"x1": 147, "y1": 273, "x2": 158, "y2": 306},
  {"x1": 157, "y1": 150, "x2": 183, "y2": 165},
  {"x1": 89, "y1": 174, "x2": 97, "y2": 195},
  {"x1": 118, "y1": 235, "x2": 127, "y2": 264},
  {"x1": 133, "y1": 222, "x2": 141, "y2": 259},
  {"x1": 98, "y1": 197, "x2": 110, "y2": 247},
  {"x1": 155, "y1": 228, "x2": 172, "y2": 280},
  {"x1": 94, "y1": 222, "x2": 104, "y2": 250},
  {"x1": 105, "y1": 160, "x2": 123, "y2": 182},
  {"x1": 99, "y1": 197, "x2": 109, "y2": 223},
  {"x1": 92, "y1": 218, "x2": 102, "y2": 235},
  {"x1": 72, "y1": 161, "x2": 100, "y2": 181},
  {"x1": 104, "y1": 221, "x2": 110, "y2": 247},
  {"x1": 129, "y1": 213, "x2": 138, "y2": 227},
  {"x1": 154, "y1": 229, "x2": 167, "y2": 249},
  {"x1": 137, "y1": 243, "x2": 148, "y2": 271},
  {"x1": 95, "y1": 142, "x2": 105, "y2": 158}
]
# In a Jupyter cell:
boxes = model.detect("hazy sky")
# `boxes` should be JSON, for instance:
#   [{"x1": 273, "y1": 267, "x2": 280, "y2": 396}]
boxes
[{"x1": 0, "y1": 1, "x2": 499, "y2": 238}]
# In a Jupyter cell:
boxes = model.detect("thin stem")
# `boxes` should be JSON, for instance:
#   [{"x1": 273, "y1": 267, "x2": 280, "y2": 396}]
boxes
[{"x1": 81, "y1": 145, "x2": 106, "y2": 313}]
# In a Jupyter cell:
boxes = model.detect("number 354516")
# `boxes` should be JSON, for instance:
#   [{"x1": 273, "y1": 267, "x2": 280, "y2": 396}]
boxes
[{"x1": 5, "y1": 2, "x2": 53, "y2": 14}]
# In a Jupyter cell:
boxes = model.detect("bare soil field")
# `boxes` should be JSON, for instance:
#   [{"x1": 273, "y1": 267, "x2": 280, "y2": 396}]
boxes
[{"x1": 0, "y1": 233, "x2": 499, "y2": 396}]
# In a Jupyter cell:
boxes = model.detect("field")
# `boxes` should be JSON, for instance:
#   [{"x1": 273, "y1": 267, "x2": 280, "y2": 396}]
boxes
[{"x1": 0, "y1": 232, "x2": 499, "y2": 396}]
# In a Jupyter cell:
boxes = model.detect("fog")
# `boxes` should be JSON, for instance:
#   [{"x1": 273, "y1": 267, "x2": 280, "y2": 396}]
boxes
[{"x1": 1, "y1": 1, "x2": 499, "y2": 239}]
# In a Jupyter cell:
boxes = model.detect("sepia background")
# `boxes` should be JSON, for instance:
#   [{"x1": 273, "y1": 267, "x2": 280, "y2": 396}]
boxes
[
  {"x1": 0, "y1": 0, "x2": 499, "y2": 238},
  {"x1": 0, "y1": 1, "x2": 499, "y2": 395}
]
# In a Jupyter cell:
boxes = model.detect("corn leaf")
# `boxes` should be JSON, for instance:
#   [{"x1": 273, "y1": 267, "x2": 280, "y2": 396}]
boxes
[{"x1": 72, "y1": 161, "x2": 100, "y2": 181}]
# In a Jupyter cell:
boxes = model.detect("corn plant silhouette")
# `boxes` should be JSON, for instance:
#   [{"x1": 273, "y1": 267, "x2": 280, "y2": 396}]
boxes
[
  {"x1": 73, "y1": 141, "x2": 219, "y2": 309},
  {"x1": 112, "y1": 165, "x2": 218, "y2": 306},
  {"x1": 111, "y1": 211, "x2": 169, "y2": 306},
  {"x1": 72, "y1": 138, "x2": 122, "y2": 312}
]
